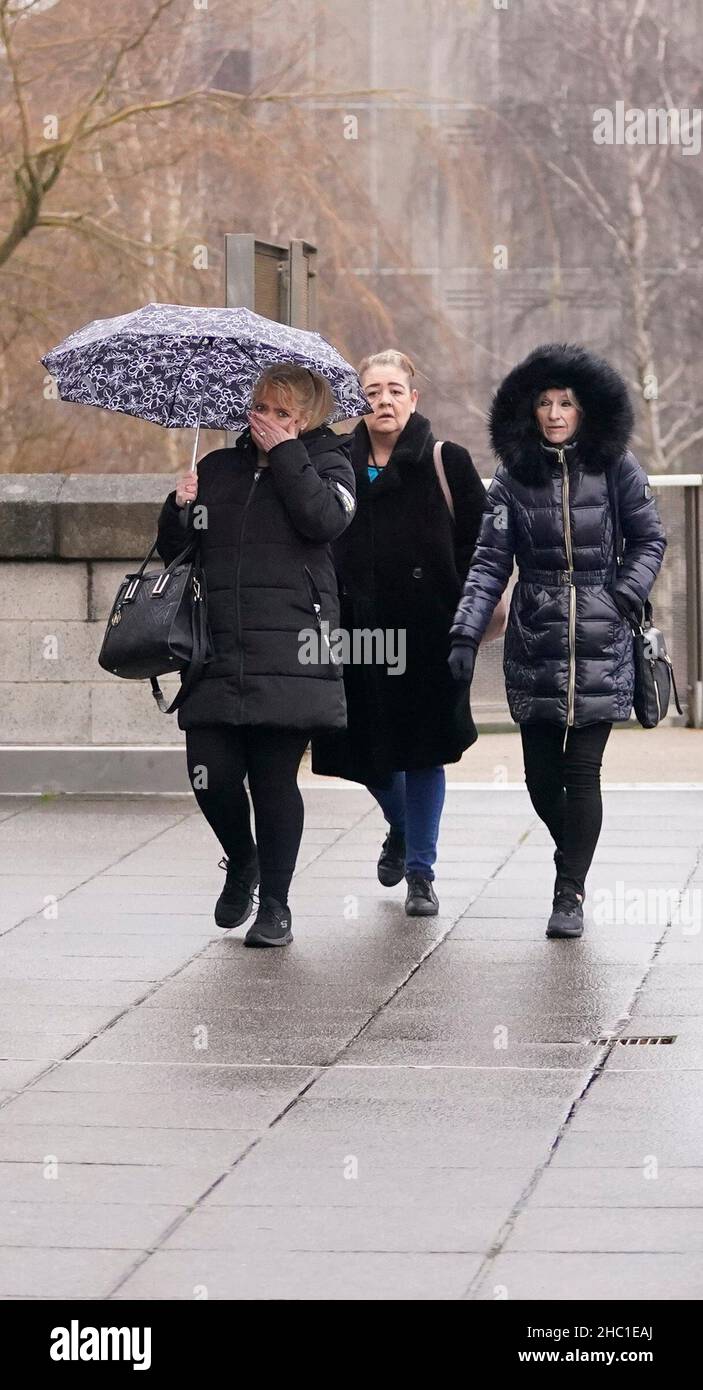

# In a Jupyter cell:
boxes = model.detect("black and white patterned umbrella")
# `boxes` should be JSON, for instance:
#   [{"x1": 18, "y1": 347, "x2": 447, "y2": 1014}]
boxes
[{"x1": 41, "y1": 302, "x2": 371, "y2": 431}]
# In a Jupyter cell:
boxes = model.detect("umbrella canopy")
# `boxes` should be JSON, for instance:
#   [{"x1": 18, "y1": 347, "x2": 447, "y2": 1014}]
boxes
[{"x1": 41, "y1": 302, "x2": 371, "y2": 430}]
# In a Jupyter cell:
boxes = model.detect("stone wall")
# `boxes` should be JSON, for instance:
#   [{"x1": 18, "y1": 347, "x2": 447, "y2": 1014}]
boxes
[{"x1": 0, "y1": 476, "x2": 185, "y2": 788}]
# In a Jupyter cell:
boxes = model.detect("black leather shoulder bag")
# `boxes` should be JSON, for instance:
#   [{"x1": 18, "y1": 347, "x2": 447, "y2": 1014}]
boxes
[{"x1": 98, "y1": 535, "x2": 214, "y2": 714}]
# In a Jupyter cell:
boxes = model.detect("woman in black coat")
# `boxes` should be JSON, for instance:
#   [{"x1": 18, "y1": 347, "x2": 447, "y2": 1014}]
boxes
[
  {"x1": 450, "y1": 344, "x2": 666, "y2": 939},
  {"x1": 156, "y1": 364, "x2": 356, "y2": 947},
  {"x1": 312, "y1": 349, "x2": 487, "y2": 916}
]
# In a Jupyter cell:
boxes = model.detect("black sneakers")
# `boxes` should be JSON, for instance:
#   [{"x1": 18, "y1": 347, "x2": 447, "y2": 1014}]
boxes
[
  {"x1": 214, "y1": 853, "x2": 259, "y2": 930},
  {"x1": 546, "y1": 887, "x2": 584, "y2": 939},
  {"x1": 378, "y1": 828, "x2": 406, "y2": 886},
  {"x1": 244, "y1": 896, "x2": 293, "y2": 948},
  {"x1": 405, "y1": 873, "x2": 439, "y2": 917}
]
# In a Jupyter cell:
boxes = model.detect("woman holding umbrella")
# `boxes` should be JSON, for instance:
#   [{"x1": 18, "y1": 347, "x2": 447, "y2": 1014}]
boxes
[
  {"x1": 156, "y1": 363, "x2": 357, "y2": 947},
  {"x1": 449, "y1": 344, "x2": 666, "y2": 939},
  {"x1": 312, "y1": 349, "x2": 487, "y2": 916}
]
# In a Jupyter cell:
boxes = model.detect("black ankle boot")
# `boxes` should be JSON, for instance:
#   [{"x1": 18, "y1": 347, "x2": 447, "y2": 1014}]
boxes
[
  {"x1": 405, "y1": 873, "x2": 439, "y2": 917},
  {"x1": 214, "y1": 852, "x2": 259, "y2": 929},
  {"x1": 244, "y1": 896, "x2": 293, "y2": 948},
  {"x1": 378, "y1": 828, "x2": 406, "y2": 886}
]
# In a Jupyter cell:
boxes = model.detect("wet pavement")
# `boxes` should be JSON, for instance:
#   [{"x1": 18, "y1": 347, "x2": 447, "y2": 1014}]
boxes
[{"x1": 0, "y1": 785, "x2": 702, "y2": 1301}]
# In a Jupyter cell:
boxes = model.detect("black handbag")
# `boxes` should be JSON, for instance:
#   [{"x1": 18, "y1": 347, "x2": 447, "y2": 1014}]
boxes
[
  {"x1": 606, "y1": 463, "x2": 681, "y2": 728},
  {"x1": 98, "y1": 536, "x2": 214, "y2": 714}
]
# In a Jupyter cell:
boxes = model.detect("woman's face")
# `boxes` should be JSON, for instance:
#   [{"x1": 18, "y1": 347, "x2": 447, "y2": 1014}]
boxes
[
  {"x1": 250, "y1": 386, "x2": 309, "y2": 436},
  {"x1": 361, "y1": 365, "x2": 418, "y2": 441},
  {"x1": 534, "y1": 387, "x2": 582, "y2": 444}
]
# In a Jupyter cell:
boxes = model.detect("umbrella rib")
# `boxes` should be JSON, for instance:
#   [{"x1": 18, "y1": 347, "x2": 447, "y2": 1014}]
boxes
[
  {"x1": 189, "y1": 340, "x2": 216, "y2": 470},
  {"x1": 166, "y1": 333, "x2": 212, "y2": 426}
]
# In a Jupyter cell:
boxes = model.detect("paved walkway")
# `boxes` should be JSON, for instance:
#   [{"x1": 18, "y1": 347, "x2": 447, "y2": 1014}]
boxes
[{"x1": 0, "y1": 785, "x2": 702, "y2": 1301}]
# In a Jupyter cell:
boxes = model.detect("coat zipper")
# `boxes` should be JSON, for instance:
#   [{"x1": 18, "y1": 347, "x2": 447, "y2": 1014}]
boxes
[
  {"x1": 236, "y1": 468, "x2": 261, "y2": 696},
  {"x1": 304, "y1": 565, "x2": 336, "y2": 665},
  {"x1": 559, "y1": 447, "x2": 576, "y2": 727}
]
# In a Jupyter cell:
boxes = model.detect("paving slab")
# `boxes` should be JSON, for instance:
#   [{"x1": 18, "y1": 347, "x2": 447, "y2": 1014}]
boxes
[
  {"x1": 505, "y1": 1206, "x2": 703, "y2": 1252},
  {"x1": 473, "y1": 1252, "x2": 703, "y2": 1300},
  {"x1": 0, "y1": 1090, "x2": 302, "y2": 1131},
  {"x1": 0, "y1": 1248, "x2": 139, "y2": 1300},
  {"x1": 205, "y1": 1165, "x2": 529, "y2": 1211},
  {"x1": 160, "y1": 1202, "x2": 509, "y2": 1253},
  {"x1": 112, "y1": 1249, "x2": 484, "y2": 1301},
  {"x1": 0, "y1": 1124, "x2": 259, "y2": 1166},
  {"x1": 530, "y1": 1166, "x2": 703, "y2": 1208},
  {"x1": 241, "y1": 1125, "x2": 561, "y2": 1171},
  {"x1": 29, "y1": 1061, "x2": 315, "y2": 1096},
  {"x1": 551, "y1": 1130, "x2": 703, "y2": 1167},
  {"x1": 344, "y1": 1038, "x2": 597, "y2": 1068},
  {"x1": 0, "y1": 1200, "x2": 183, "y2": 1249},
  {"x1": 0, "y1": 1162, "x2": 226, "y2": 1205}
]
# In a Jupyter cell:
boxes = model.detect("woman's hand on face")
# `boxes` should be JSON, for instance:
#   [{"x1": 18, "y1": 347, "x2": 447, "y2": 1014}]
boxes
[
  {"x1": 247, "y1": 409, "x2": 300, "y2": 454},
  {"x1": 175, "y1": 471, "x2": 198, "y2": 508}
]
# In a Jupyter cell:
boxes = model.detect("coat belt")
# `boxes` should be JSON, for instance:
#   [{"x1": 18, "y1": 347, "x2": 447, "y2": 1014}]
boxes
[{"x1": 519, "y1": 568, "x2": 610, "y2": 586}]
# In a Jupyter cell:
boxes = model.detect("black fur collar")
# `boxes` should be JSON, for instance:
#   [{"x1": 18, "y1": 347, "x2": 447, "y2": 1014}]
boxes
[{"x1": 489, "y1": 343, "x2": 634, "y2": 485}]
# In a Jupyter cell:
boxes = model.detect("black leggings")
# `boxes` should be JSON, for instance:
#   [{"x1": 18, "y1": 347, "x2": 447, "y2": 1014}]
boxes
[
  {"x1": 520, "y1": 721, "x2": 612, "y2": 897},
  {"x1": 185, "y1": 725, "x2": 309, "y2": 905}
]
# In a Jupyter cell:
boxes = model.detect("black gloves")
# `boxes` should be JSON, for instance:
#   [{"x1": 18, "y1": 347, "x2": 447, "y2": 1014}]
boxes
[{"x1": 448, "y1": 639, "x2": 477, "y2": 684}]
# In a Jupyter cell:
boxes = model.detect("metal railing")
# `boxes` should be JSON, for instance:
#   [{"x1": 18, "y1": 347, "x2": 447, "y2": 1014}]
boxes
[{"x1": 471, "y1": 474, "x2": 703, "y2": 728}]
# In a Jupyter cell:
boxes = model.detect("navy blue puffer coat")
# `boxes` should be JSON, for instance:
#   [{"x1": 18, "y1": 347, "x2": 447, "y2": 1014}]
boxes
[{"x1": 451, "y1": 344, "x2": 667, "y2": 726}]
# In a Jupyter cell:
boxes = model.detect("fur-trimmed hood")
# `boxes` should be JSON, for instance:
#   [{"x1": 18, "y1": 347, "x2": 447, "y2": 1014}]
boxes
[{"x1": 489, "y1": 343, "x2": 634, "y2": 485}]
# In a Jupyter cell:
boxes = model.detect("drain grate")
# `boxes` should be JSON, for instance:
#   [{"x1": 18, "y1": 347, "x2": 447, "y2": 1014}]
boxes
[{"x1": 593, "y1": 1035, "x2": 676, "y2": 1045}]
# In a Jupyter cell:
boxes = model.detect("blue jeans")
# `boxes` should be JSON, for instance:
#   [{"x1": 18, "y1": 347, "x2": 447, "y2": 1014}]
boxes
[{"x1": 367, "y1": 767, "x2": 446, "y2": 879}]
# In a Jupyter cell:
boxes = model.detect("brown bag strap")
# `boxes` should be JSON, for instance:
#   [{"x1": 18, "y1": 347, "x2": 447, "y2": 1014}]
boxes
[{"x1": 433, "y1": 441, "x2": 455, "y2": 521}]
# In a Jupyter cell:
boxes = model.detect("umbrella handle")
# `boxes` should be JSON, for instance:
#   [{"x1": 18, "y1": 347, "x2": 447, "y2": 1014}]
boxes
[{"x1": 179, "y1": 339, "x2": 212, "y2": 529}]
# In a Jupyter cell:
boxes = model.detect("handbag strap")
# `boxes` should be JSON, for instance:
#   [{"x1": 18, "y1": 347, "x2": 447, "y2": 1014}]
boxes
[
  {"x1": 150, "y1": 564, "x2": 208, "y2": 715},
  {"x1": 433, "y1": 441, "x2": 455, "y2": 522},
  {"x1": 606, "y1": 458, "x2": 653, "y2": 630},
  {"x1": 669, "y1": 661, "x2": 684, "y2": 717},
  {"x1": 126, "y1": 535, "x2": 198, "y2": 598}
]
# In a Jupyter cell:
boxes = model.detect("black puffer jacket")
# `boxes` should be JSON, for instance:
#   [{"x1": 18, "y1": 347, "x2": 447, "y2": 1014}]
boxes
[
  {"x1": 155, "y1": 425, "x2": 356, "y2": 731},
  {"x1": 451, "y1": 344, "x2": 667, "y2": 726}
]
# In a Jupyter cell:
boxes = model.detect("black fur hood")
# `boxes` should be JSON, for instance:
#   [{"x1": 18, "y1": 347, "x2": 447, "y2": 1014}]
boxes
[{"x1": 489, "y1": 343, "x2": 634, "y2": 485}]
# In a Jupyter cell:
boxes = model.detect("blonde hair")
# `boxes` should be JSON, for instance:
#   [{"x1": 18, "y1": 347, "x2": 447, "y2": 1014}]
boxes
[
  {"x1": 357, "y1": 349, "x2": 416, "y2": 388},
  {"x1": 253, "y1": 364, "x2": 335, "y2": 430}
]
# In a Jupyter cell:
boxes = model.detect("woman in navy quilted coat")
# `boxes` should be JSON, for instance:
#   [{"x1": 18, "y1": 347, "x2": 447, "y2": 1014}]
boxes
[{"x1": 449, "y1": 344, "x2": 666, "y2": 939}]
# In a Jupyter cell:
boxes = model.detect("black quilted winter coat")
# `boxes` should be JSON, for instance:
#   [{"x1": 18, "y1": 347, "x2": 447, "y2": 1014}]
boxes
[
  {"x1": 451, "y1": 344, "x2": 667, "y2": 727},
  {"x1": 155, "y1": 425, "x2": 356, "y2": 732}
]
